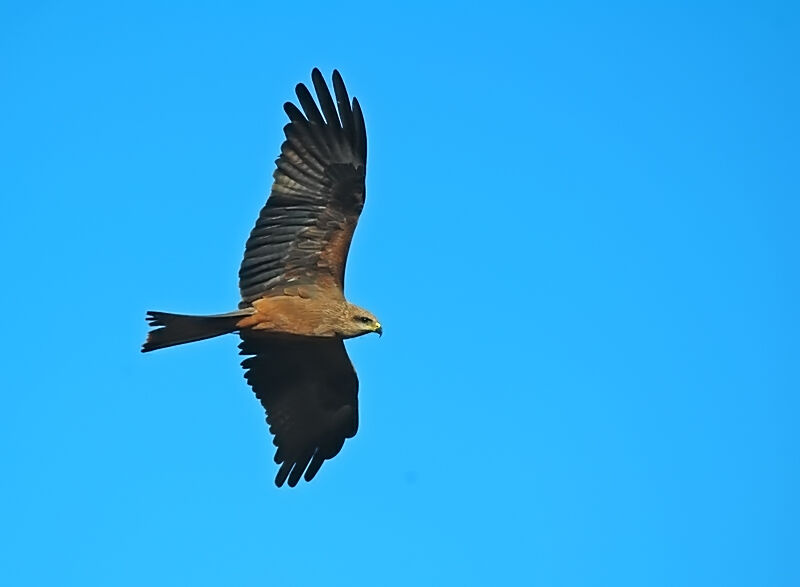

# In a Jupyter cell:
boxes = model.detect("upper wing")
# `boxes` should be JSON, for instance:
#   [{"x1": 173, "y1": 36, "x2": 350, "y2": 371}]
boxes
[
  {"x1": 239, "y1": 334, "x2": 359, "y2": 487},
  {"x1": 239, "y1": 69, "x2": 367, "y2": 306}
]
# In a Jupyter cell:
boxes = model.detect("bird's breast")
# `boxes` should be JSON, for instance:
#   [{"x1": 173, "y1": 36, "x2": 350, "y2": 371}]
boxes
[{"x1": 237, "y1": 295, "x2": 342, "y2": 338}]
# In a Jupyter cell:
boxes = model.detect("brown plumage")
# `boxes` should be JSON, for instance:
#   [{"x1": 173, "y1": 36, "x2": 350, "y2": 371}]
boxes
[{"x1": 142, "y1": 69, "x2": 380, "y2": 487}]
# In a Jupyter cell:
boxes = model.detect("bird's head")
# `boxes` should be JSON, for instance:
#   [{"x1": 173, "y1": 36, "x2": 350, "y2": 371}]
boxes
[{"x1": 340, "y1": 304, "x2": 382, "y2": 338}]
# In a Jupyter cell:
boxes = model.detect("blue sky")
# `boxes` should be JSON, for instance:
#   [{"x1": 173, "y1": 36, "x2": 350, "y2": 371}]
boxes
[{"x1": 1, "y1": 1, "x2": 797, "y2": 585}]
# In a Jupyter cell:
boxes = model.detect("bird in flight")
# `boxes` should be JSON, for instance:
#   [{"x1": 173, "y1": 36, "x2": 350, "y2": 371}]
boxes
[{"x1": 142, "y1": 69, "x2": 380, "y2": 487}]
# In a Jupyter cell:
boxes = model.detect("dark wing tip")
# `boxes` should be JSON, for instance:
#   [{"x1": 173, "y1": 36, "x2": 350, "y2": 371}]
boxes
[
  {"x1": 275, "y1": 461, "x2": 292, "y2": 487},
  {"x1": 274, "y1": 449, "x2": 318, "y2": 488},
  {"x1": 283, "y1": 101, "x2": 306, "y2": 122},
  {"x1": 331, "y1": 70, "x2": 346, "y2": 98},
  {"x1": 295, "y1": 81, "x2": 324, "y2": 125},
  {"x1": 304, "y1": 453, "x2": 325, "y2": 482},
  {"x1": 311, "y1": 68, "x2": 340, "y2": 129},
  {"x1": 352, "y1": 97, "x2": 367, "y2": 163},
  {"x1": 332, "y1": 70, "x2": 354, "y2": 139},
  {"x1": 280, "y1": 69, "x2": 366, "y2": 167},
  {"x1": 288, "y1": 451, "x2": 314, "y2": 487}
]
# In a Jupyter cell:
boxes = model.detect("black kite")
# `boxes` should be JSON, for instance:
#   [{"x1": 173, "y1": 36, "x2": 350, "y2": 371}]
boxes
[{"x1": 142, "y1": 69, "x2": 380, "y2": 487}]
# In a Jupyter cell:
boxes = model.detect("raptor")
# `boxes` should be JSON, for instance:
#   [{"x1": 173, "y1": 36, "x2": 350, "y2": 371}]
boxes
[{"x1": 142, "y1": 69, "x2": 379, "y2": 488}]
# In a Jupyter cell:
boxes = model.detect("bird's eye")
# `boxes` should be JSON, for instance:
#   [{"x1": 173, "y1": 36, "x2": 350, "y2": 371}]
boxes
[{"x1": 355, "y1": 316, "x2": 371, "y2": 324}]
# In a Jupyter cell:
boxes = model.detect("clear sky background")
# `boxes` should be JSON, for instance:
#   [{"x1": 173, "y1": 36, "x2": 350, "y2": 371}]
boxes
[{"x1": 1, "y1": 1, "x2": 797, "y2": 585}]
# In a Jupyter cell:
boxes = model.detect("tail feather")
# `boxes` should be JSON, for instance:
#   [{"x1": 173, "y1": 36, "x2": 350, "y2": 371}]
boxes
[{"x1": 142, "y1": 309, "x2": 253, "y2": 352}]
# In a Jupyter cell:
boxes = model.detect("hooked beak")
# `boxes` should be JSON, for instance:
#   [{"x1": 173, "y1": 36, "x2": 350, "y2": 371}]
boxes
[{"x1": 375, "y1": 323, "x2": 383, "y2": 337}]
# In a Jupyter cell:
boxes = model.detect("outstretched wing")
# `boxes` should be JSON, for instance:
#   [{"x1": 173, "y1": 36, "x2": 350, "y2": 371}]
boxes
[
  {"x1": 239, "y1": 69, "x2": 367, "y2": 306},
  {"x1": 239, "y1": 335, "x2": 359, "y2": 487}
]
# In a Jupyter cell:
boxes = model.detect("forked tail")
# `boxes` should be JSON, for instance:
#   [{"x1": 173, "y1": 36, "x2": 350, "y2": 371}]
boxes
[{"x1": 141, "y1": 309, "x2": 252, "y2": 352}]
